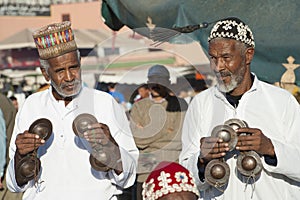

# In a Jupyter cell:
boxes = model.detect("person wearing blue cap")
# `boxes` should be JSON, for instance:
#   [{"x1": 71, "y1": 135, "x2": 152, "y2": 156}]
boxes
[{"x1": 130, "y1": 64, "x2": 188, "y2": 200}]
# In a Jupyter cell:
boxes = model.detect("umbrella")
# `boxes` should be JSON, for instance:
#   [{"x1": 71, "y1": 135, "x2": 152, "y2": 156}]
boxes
[{"x1": 101, "y1": 0, "x2": 300, "y2": 86}]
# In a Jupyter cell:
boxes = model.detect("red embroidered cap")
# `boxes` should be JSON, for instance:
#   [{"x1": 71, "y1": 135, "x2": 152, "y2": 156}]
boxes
[{"x1": 142, "y1": 161, "x2": 199, "y2": 200}]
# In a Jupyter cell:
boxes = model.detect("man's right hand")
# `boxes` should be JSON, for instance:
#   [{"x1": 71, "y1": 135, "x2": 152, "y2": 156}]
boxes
[
  {"x1": 14, "y1": 131, "x2": 45, "y2": 187},
  {"x1": 199, "y1": 136, "x2": 229, "y2": 164},
  {"x1": 15, "y1": 131, "x2": 45, "y2": 155}
]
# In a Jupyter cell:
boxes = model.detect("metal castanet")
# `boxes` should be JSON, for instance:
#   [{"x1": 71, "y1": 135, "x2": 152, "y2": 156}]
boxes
[
  {"x1": 224, "y1": 118, "x2": 263, "y2": 178},
  {"x1": 72, "y1": 113, "x2": 98, "y2": 137},
  {"x1": 204, "y1": 159, "x2": 230, "y2": 188},
  {"x1": 16, "y1": 118, "x2": 52, "y2": 183},
  {"x1": 236, "y1": 151, "x2": 263, "y2": 177},
  {"x1": 72, "y1": 113, "x2": 114, "y2": 171},
  {"x1": 224, "y1": 118, "x2": 248, "y2": 132},
  {"x1": 211, "y1": 124, "x2": 238, "y2": 151}
]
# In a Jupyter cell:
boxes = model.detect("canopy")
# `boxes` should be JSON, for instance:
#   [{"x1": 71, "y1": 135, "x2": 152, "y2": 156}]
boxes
[
  {"x1": 0, "y1": 28, "x2": 110, "y2": 50},
  {"x1": 101, "y1": 0, "x2": 300, "y2": 86},
  {"x1": 98, "y1": 65, "x2": 194, "y2": 84}
]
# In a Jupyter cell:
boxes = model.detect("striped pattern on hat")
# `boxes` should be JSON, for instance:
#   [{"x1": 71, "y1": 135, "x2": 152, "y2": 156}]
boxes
[{"x1": 32, "y1": 21, "x2": 77, "y2": 59}]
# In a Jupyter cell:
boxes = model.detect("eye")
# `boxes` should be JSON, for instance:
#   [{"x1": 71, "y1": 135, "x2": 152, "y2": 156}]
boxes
[
  {"x1": 55, "y1": 68, "x2": 65, "y2": 74},
  {"x1": 209, "y1": 56, "x2": 216, "y2": 62},
  {"x1": 70, "y1": 65, "x2": 80, "y2": 71}
]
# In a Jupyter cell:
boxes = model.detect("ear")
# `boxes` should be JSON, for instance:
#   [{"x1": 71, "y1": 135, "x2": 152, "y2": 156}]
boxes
[
  {"x1": 245, "y1": 47, "x2": 255, "y2": 65},
  {"x1": 40, "y1": 67, "x2": 50, "y2": 82}
]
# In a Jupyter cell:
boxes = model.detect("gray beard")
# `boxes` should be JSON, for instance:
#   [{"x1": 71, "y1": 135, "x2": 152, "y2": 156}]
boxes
[
  {"x1": 217, "y1": 77, "x2": 238, "y2": 93},
  {"x1": 51, "y1": 80, "x2": 82, "y2": 98},
  {"x1": 217, "y1": 64, "x2": 246, "y2": 93}
]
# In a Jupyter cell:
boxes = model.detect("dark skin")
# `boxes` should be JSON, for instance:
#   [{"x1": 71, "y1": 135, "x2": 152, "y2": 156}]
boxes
[
  {"x1": 15, "y1": 51, "x2": 122, "y2": 186},
  {"x1": 199, "y1": 38, "x2": 275, "y2": 166}
]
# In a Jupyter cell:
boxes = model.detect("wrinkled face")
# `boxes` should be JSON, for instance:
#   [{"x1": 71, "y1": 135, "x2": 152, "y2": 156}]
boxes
[
  {"x1": 209, "y1": 38, "x2": 250, "y2": 93},
  {"x1": 42, "y1": 51, "x2": 82, "y2": 99}
]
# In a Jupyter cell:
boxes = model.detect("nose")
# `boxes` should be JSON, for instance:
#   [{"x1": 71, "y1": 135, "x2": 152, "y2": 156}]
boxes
[
  {"x1": 211, "y1": 57, "x2": 225, "y2": 72},
  {"x1": 64, "y1": 69, "x2": 75, "y2": 81}
]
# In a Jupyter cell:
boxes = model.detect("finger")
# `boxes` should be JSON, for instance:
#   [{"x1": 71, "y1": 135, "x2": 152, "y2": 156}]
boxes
[
  {"x1": 201, "y1": 137, "x2": 220, "y2": 143},
  {"x1": 86, "y1": 122, "x2": 101, "y2": 129},
  {"x1": 83, "y1": 129, "x2": 109, "y2": 145},
  {"x1": 237, "y1": 127, "x2": 260, "y2": 135}
]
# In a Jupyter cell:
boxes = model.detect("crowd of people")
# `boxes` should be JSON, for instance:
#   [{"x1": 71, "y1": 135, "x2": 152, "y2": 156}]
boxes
[{"x1": 0, "y1": 17, "x2": 299, "y2": 200}]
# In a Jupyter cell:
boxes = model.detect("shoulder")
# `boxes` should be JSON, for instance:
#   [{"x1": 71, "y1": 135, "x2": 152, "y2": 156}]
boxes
[
  {"x1": 132, "y1": 98, "x2": 152, "y2": 108},
  {"x1": 191, "y1": 87, "x2": 215, "y2": 102},
  {"x1": 166, "y1": 95, "x2": 188, "y2": 112},
  {"x1": 24, "y1": 89, "x2": 48, "y2": 103},
  {"x1": 257, "y1": 80, "x2": 293, "y2": 98},
  {"x1": 82, "y1": 87, "x2": 115, "y2": 101}
]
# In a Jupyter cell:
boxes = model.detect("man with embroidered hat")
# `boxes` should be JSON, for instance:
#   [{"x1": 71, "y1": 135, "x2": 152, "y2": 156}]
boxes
[
  {"x1": 180, "y1": 17, "x2": 300, "y2": 199},
  {"x1": 142, "y1": 161, "x2": 199, "y2": 200},
  {"x1": 6, "y1": 21, "x2": 138, "y2": 200}
]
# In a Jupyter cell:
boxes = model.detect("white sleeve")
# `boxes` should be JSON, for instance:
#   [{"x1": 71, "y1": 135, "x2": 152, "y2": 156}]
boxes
[
  {"x1": 179, "y1": 99, "x2": 208, "y2": 190},
  {"x1": 5, "y1": 109, "x2": 33, "y2": 192},
  {"x1": 107, "y1": 99, "x2": 139, "y2": 189},
  {"x1": 262, "y1": 96, "x2": 300, "y2": 182}
]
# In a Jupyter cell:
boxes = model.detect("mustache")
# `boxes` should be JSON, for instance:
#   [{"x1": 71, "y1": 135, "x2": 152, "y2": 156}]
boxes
[
  {"x1": 61, "y1": 79, "x2": 81, "y2": 88},
  {"x1": 215, "y1": 71, "x2": 232, "y2": 78}
]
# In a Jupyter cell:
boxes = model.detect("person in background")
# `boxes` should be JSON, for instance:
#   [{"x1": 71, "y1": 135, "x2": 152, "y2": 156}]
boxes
[
  {"x1": 9, "y1": 96, "x2": 19, "y2": 111},
  {"x1": 130, "y1": 64, "x2": 188, "y2": 200},
  {"x1": 135, "y1": 84, "x2": 150, "y2": 102},
  {"x1": 142, "y1": 161, "x2": 199, "y2": 200},
  {"x1": 0, "y1": 93, "x2": 21, "y2": 200},
  {"x1": 6, "y1": 21, "x2": 138, "y2": 200},
  {"x1": 0, "y1": 109, "x2": 6, "y2": 190},
  {"x1": 180, "y1": 17, "x2": 300, "y2": 199},
  {"x1": 108, "y1": 82, "x2": 126, "y2": 104}
]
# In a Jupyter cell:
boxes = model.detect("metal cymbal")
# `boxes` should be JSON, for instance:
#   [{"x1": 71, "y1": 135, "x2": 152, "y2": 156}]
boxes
[
  {"x1": 29, "y1": 118, "x2": 53, "y2": 141},
  {"x1": 16, "y1": 156, "x2": 41, "y2": 183},
  {"x1": 72, "y1": 113, "x2": 98, "y2": 137},
  {"x1": 89, "y1": 153, "x2": 111, "y2": 172},
  {"x1": 211, "y1": 125, "x2": 238, "y2": 151},
  {"x1": 236, "y1": 151, "x2": 262, "y2": 177},
  {"x1": 205, "y1": 159, "x2": 230, "y2": 188},
  {"x1": 224, "y1": 118, "x2": 248, "y2": 131}
]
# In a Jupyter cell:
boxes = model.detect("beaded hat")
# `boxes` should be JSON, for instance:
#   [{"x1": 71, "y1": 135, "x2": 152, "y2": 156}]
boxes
[
  {"x1": 142, "y1": 161, "x2": 199, "y2": 200},
  {"x1": 32, "y1": 21, "x2": 77, "y2": 60},
  {"x1": 208, "y1": 17, "x2": 255, "y2": 48}
]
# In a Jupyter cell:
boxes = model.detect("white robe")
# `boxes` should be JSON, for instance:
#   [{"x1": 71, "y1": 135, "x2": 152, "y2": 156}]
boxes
[
  {"x1": 6, "y1": 86, "x2": 138, "y2": 200},
  {"x1": 180, "y1": 75, "x2": 300, "y2": 200}
]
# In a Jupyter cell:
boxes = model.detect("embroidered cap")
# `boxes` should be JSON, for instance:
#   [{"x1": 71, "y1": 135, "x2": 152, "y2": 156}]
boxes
[
  {"x1": 142, "y1": 161, "x2": 199, "y2": 200},
  {"x1": 32, "y1": 21, "x2": 77, "y2": 60},
  {"x1": 208, "y1": 17, "x2": 255, "y2": 48}
]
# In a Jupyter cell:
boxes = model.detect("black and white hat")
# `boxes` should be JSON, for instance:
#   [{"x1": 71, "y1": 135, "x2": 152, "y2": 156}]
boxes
[{"x1": 208, "y1": 17, "x2": 255, "y2": 48}]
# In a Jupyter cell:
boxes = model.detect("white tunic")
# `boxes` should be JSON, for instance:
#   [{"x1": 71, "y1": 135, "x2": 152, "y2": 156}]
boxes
[
  {"x1": 6, "y1": 86, "x2": 138, "y2": 200},
  {"x1": 180, "y1": 76, "x2": 300, "y2": 199}
]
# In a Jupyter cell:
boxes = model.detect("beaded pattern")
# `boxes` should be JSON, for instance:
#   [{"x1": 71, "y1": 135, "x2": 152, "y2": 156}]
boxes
[
  {"x1": 142, "y1": 171, "x2": 199, "y2": 200},
  {"x1": 32, "y1": 21, "x2": 77, "y2": 59},
  {"x1": 208, "y1": 19, "x2": 255, "y2": 47}
]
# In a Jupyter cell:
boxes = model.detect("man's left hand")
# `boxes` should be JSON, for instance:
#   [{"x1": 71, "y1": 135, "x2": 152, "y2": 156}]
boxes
[{"x1": 236, "y1": 127, "x2": 275, "y2": 157}]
